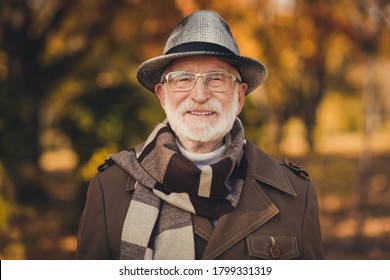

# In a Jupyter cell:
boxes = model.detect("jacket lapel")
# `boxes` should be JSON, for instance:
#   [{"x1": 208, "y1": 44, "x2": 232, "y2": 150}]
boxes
[{"x1": 197, "y1": 140, "x2": 297, "y2": 259}]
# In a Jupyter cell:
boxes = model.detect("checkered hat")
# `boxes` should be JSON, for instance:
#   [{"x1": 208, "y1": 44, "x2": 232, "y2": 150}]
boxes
[{"x1": 136, "y1": 10, "x2": 268, "y2": 94}]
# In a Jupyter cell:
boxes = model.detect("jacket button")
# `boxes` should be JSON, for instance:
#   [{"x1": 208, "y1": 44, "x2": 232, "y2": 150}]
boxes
[
  {"x1": 269, "y1": 237, "x2": 281, "y2": 259},
  {"x1": 269, "y1": 244, "x2": 281, "y2": 259}
]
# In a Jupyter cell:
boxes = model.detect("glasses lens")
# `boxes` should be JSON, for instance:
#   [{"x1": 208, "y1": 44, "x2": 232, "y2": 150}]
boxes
[
  {"x1": 205, "y1": 73, "x2": 233, "y2": 92},
  {"x1": 167, "y1": 72, "x2": 196, "y2": 91}
]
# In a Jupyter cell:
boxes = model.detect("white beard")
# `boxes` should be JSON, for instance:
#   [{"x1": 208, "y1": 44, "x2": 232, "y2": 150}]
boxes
[{"x1": 164, "y1": 91, "x2": 239, "y2": 143}]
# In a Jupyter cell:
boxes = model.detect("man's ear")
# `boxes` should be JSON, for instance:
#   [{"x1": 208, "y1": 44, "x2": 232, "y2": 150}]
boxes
[
  {"x1": 155, "y1": 84, "x2": 166, "y2": 109},
  {"x1": 236, "y1": 83, "x2": 248, "y2": 115}
]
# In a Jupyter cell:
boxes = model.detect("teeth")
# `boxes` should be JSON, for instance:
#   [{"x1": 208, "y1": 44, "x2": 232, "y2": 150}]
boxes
[{"x1": 190, "y1": 111, "x2": 212, "y2": 116}]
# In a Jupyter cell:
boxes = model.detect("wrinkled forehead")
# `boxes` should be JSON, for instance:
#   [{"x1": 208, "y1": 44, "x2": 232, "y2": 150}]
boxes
[{"x1": 164, "y1": 55, "x2": 240, "y2": 77}]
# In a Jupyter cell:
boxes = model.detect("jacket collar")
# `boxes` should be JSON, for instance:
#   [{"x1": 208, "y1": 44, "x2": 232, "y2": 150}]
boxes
[
  {"x1": 195, "y1": 140, "x2": 297, "y2": 259},
  {"x1": 244, "y1": 140, "x2": 297, "y2": 196}
]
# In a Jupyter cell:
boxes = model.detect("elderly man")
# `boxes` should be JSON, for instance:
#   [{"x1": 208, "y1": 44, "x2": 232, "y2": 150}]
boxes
[{"x1": 76, "y1": 10, "x2": 324, "y2": 260}]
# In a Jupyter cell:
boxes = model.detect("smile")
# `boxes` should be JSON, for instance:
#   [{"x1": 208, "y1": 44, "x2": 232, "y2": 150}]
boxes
[{"x1": 188, "y1": 111, "x2": 214, "y2": 116}]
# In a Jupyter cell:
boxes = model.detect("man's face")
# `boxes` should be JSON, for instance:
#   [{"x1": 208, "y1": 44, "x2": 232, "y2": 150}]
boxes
[{"x1": 155, "y1": 56, "x2": 248, "y2": 144}]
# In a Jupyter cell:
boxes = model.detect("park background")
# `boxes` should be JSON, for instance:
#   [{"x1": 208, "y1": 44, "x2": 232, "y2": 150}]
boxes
[{"x1": 0, "y1": 0, "x2": 389, "y2": 259}]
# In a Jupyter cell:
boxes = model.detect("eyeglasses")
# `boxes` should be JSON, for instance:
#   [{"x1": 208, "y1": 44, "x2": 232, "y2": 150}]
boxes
[{"x1": 162, "y1": 71, "x2": 241, "y2": 93}]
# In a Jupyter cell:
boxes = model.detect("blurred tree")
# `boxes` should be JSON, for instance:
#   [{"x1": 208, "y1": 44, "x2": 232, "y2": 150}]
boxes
[
  {"x1": 338, "y1": 0, "x2": 390, "y2": 252},
  {"x1": 0, "y1": 0, "x2": 183, "y2": 204},
  {"x1": 243, "y1": 0, "x2": 389, "y2": 151},
  {"x1": 245, "y1": 0, "x2": 342, "y2": 149}
]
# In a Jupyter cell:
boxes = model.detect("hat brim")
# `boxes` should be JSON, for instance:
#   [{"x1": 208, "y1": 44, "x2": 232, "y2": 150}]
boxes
[{"x1": 136, "y1": 51, "x2": 267, "y2": 94}]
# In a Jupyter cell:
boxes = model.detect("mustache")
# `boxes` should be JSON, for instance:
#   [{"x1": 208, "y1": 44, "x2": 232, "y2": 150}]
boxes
[{"x1": 177, "y1": 98, "x2": 223, "y2": 114}]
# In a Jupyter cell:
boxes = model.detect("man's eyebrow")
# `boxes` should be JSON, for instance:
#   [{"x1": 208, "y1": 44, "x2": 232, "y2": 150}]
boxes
[{"x1": 207, "y1": 66, "x2": 229, "y2": 72}]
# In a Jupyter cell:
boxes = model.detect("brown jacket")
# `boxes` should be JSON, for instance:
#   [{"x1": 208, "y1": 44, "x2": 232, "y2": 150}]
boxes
[{"x1": 77, "y1": 140, "x2": 325, "y2": 259}]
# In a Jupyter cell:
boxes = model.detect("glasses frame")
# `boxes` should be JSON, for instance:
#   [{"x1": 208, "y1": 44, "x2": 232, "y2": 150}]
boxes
[{"x1": 162, "y1": 71, "x2": 242, "y2": 93}]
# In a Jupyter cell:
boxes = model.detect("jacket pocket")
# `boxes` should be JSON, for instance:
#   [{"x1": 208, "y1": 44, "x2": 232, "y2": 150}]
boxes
[{"x1": 246, "y1": 234, "x2": 300, "y2": 259}]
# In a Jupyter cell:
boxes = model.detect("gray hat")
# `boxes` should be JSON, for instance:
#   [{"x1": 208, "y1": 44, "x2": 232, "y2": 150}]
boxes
[{"x1": 136, "y1": 10, "x2": 268, "y2": 94}]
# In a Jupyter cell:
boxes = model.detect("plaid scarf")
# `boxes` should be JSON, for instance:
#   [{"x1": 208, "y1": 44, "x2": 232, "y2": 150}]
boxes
[{"x1": 109, "y1": 119, "x2": 247, "y2": 259}]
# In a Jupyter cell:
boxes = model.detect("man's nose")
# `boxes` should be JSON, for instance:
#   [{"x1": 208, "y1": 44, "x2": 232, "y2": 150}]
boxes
[{"x1": 190, "y1": 76, "x2": 211, "y2": 103}]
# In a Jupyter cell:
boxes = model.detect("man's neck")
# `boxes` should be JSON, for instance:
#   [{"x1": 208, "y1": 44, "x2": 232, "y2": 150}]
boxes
[{"x1": 176, "y1": 137, "x2": 224, "y2": 154}]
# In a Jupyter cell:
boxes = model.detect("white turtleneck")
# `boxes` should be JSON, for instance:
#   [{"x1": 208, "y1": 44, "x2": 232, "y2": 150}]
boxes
[{"x1": 175, "y1": 138, "x2": 227, "y2": 169}]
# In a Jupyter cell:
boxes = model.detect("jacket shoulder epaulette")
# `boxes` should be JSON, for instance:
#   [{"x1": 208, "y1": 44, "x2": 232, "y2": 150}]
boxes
[
  {"x1": 281, "y1": 158, "x2": 310, "y2": 180},
  {"x1": 97, "y1": 158, "x2": 115, "y2": 172}
]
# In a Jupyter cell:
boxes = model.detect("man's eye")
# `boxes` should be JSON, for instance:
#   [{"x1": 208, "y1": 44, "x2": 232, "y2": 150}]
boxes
[
  {"x1": 208, "y1": 74, "x2": 226, "y2": 83},
  {"x1": 177, "y1": 77, "x2": 192, "y2": 82}
]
